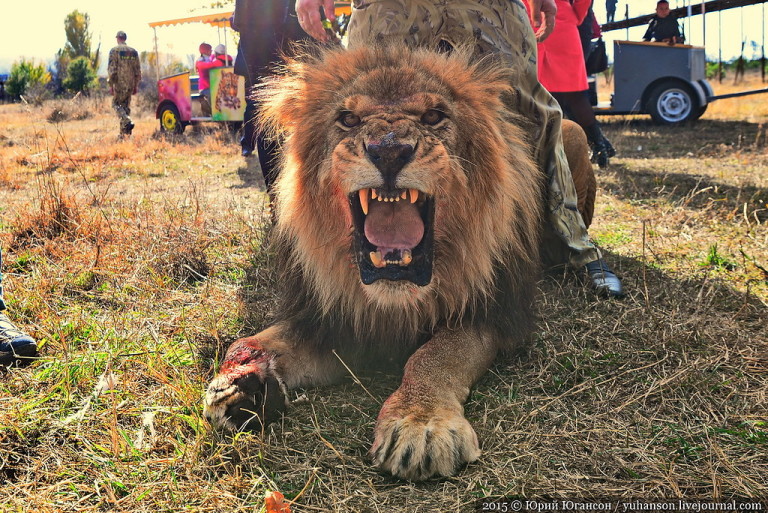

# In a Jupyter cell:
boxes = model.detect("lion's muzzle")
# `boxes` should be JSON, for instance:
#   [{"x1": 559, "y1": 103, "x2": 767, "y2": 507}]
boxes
[{"x1": 365, "y1": 135, "x2": 415, "y2": 191}]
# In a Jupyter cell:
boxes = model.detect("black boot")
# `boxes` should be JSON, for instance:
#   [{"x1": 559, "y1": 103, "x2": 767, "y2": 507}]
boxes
[
  {"x1": 584, "y1": 123, "x2": 616, "y2": 169},
  {"x1": 0, "y1": 312, "x2": 37, "y2": 366},
  {"x1": 585, "y1": 258, "x2": 625, "y2": 298}
]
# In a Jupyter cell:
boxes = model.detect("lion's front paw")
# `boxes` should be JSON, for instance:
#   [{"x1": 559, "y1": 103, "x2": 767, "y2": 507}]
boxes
[
  {"x1": 370, "y1": 399, "x2": 481, "y2": 481},
  {"x1": 203, "y1": 337, "x2": 286, "y2": 432}
]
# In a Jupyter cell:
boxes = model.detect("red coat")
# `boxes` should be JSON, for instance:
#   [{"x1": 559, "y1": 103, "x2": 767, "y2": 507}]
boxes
[{"x1": 536, "y1": 0, "x2": 591, "y2": 93}]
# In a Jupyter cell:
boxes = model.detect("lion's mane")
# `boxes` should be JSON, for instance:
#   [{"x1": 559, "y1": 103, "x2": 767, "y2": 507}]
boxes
[{"x1": 257, "y1": 44, "x2": 543, "y2": 361}]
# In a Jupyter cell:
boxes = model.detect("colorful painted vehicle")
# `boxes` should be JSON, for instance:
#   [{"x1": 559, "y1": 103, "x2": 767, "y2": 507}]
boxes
[
  {"x1": 156, "y1": 67, "x2": 246, "y2": 134},
  {"x1": 150, "y1": 6, "x2": 352, "y2": 134}
]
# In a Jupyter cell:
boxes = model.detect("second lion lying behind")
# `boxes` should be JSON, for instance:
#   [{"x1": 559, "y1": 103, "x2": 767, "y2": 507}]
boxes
[{"x1": 204, "y1": 44, "x2": 595, "y2": 481}]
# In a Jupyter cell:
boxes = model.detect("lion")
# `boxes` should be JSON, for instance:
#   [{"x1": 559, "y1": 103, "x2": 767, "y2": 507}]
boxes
[{"x1": 203, "y1": 44, "x2": 595, "y2": 481}]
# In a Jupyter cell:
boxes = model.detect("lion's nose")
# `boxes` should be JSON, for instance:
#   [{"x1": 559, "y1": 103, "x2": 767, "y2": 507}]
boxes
[{"x1": 365, "y1": 136, "x2": 415, "y2": 188}]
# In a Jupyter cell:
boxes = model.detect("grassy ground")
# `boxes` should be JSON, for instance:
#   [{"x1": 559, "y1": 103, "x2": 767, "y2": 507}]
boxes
[{"x1": 0, "y1": 71, "x2": 766, "y2": 512}]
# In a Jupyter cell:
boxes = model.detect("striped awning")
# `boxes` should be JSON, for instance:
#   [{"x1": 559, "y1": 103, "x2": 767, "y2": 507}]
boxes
[
  {"x1": 149, "y1": 12, "x2": 234, "y2": 29},
  {"x1": 149, "y1": 3, "x2": 351, "y2": 29}
]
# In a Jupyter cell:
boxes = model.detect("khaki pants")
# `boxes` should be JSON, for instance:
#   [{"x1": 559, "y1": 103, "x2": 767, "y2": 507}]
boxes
[{"x1": 347, "y1": 0, "x2": 599, "y2": 267}]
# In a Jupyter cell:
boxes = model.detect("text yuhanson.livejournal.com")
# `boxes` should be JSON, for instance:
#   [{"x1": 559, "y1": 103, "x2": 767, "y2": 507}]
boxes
[{"x1": 477, "y1": 499, "x2": 766, "y2": 512}]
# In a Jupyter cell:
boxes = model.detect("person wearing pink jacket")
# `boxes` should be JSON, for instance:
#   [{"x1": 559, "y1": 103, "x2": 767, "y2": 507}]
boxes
[
  {"x1": 196, "y1": 44, "x2": 233, "y2": 115},
  {"x1": 536, "y1": 0, "x2": 616, "y2": 168}
]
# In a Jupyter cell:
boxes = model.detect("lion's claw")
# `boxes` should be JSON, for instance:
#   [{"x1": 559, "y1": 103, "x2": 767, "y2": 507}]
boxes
[
  {"x1": 209, "y1": 375, "x2": 285, "y2": 432},
  {"x1": 371, "y1": 407, "x2": 481, "y2": 481},
  {"x1": 203, "y1": 339, "x2": 286, "y2": 432}
]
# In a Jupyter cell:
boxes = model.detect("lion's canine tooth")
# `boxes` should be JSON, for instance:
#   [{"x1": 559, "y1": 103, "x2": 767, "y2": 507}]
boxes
[
  {"x1": 359, "y1": 189, "x2": 370, "y2": 215},
  {"x1": 401, "y1": 249, "x2": 412, "y2": 265},
  {"x1": 409, "y1": 188, "x2": 419, "y2": 203},
  {"x1": 370, "y1": 250, "x2": 385, "y2": 268}
]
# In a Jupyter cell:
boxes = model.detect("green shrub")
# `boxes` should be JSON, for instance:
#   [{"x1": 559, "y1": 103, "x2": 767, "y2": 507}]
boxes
[
  {"x1": 5, "y1": 59, "x2": 51, "y2": 99},
  {"x1": 63, "y1": 56, "x2": 97, "y2": 94},
  {"x1": 705, "y1": 61, "x2": 726, "y2": 81}
]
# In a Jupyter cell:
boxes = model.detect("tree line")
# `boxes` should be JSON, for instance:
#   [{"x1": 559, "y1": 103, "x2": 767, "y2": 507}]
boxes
[
  {"x1": 5, "y1": 10, "x2": 99, "y2": 100},
  {"x1": 3, "y1": 10, "x2": 188, "y2": 103}
]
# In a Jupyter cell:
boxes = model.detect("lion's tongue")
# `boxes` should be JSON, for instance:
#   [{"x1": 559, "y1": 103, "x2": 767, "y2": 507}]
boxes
[{"x1": 364, "y1": 200, "x2": 424, "y2": 253}]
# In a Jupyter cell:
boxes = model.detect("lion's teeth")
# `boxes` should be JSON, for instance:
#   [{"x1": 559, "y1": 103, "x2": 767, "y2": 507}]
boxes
[
  {"x1": 371, "y1": 189, "x2": 378, "y2": 199},
  {"x1": 401, "y1": 249, "x2": 412, "y2": 265},
  {"x1": 409, "y1": 189, "x2": 419, "y2": 203},
  {"x1": 400, "y1": 190, "x2": 407, "y2": 200},
  {"x1": 370, "y1": 250, "x2": 385, "y2": 268},
  {"x1": 359, "y1": 189, "x2": 369, "y2": 215}
]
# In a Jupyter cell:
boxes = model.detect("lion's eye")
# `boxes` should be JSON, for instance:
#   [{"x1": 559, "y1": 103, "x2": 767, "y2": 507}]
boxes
[
  {"x1": 338, "y1": 111, "x2": 361, "y2": 128},
  {"x1": 421, "y1": 109, "x2": 445, "y2": 125}
]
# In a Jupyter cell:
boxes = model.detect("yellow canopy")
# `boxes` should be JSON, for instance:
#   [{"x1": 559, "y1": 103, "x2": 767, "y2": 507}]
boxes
[
  {"x1": 148, "y1": 3, "x2": 351, "y2": 28},
  {"x1": 149, "y1": 12, "x2": 234, "y2": 29}
]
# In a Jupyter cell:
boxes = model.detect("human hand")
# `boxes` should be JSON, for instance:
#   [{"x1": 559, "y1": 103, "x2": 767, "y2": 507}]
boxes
[
  {"x1": 531, "y1": 0, "x2": 557, "y2": 42},
  {"x1": 295, "y1": 0, "x2": 336, "y2": 42}
]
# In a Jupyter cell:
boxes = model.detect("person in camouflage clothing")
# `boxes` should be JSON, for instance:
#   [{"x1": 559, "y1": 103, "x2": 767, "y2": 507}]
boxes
[
  {"x1": 295, "y1": 0, "x2": 624, "y2": 297},
  {"x1": 108, "y1": 31, "x2": 141, "y2": 136}
]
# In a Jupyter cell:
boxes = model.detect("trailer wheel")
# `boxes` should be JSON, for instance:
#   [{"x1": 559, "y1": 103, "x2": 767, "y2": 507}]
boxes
[
  {"x1": 646, "y1": 81, "x2": 698, "y2": 125},
  {"x1": 160, "y1": 104, "x2": 184, "y2": 134}
]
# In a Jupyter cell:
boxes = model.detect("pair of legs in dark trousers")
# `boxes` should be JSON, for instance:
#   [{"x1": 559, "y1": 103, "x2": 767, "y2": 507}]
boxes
[
  {"x1": 235, "y1": 2, "x2": 308, "y2": 192},
  {"x1": 551, "y1": 91, "x2": 616, "y2": 169},
  {"x1": 241, "y1": 82, "x2": 280, "y2": 191}
]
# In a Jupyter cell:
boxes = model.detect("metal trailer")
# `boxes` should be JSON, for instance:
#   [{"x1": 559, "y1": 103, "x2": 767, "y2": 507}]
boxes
[{"x1": 594, "y1": 40, "x2": 768, "y2": 125}]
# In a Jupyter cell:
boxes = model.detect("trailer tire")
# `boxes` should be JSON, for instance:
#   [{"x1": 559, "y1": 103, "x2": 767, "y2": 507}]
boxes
[
  {"x1": 160, "y1": 104, "x2": 184, "y2": 134},
  {"x1": 694, "y1": 104, "x2": 708, "y2": 120},
  {"x1": 646, "y1": 81, "x2": 698, "y2": 125}
]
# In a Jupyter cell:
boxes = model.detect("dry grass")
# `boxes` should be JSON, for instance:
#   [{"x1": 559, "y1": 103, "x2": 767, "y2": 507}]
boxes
[{"x1": 0, "y1": 71, "x2": 766, "y2": 512}]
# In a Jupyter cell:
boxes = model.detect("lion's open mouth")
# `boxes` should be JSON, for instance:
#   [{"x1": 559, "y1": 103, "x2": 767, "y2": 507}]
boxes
[{"x1": 350, "y1": 188, "x2": 434, "y2": 286}]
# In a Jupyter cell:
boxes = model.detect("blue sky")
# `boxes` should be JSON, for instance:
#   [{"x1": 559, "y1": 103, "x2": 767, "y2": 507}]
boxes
[{"x1": 0, "y1": 0, "x2": 765, "y2": 75}]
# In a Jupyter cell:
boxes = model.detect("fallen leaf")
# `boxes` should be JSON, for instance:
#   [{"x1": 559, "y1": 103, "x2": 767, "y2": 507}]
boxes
[{"x1": 265, "y1": 490, "x2": 291, "y2": 513}]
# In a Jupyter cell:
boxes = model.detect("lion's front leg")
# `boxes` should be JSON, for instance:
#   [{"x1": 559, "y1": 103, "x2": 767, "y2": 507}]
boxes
[
  {"x1": 204, "y1": 324, "x2": 345, "y2": 432},
  {"x1": 371, "y1": 329, "x2": 498, "y2": 481}
]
